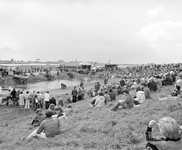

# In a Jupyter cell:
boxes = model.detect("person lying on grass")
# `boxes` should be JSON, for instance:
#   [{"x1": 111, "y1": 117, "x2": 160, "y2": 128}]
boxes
[
  {"x1": 146, "y1": 117, "x2": 182, "y2": 150},
  {"x1": 24, "y1": 110, "x2": 60, "y2": 141},
  {"x1": 31, "y1": 109, "x2": 46, "y2": 127},
  {"x1": 111, "y1": 89, "x2": 134, "y2": 111}
]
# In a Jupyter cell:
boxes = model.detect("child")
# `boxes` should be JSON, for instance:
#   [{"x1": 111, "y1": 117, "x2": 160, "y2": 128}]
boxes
[
  {"x1": 145, "y1": 117, "x2": 182, "y2": 150},
  {"x1": 31, "y1": 109, "x2": 46, "y2": 127}
]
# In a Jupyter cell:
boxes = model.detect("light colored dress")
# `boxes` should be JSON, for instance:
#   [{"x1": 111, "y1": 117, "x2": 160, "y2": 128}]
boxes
[{"x1": 19, "y1": 93, "x2": 24, "y2": 106}]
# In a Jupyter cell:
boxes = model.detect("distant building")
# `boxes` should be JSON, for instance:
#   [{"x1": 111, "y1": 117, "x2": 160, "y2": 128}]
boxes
[
  {"x1": 105, "y1": 64, "x2": 118, "y2": 70},
  {"x1": 79, "y1": 62, "x2": 92, "y2": 71}
]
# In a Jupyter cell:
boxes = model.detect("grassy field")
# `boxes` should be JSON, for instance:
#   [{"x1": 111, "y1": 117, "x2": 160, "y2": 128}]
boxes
[{"x1": 1, "y1": 85, "x2": 182, "y2": 150}]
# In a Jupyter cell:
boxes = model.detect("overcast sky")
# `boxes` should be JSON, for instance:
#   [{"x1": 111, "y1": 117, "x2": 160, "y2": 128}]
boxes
[{"x1": 0, "y1": 0, "x2": 182, "y2": 64}]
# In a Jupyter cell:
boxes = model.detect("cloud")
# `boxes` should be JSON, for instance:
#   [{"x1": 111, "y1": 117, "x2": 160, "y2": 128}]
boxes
[
  {"x1": 147, "y1": 5, "x2": 165, "y2": 18},
  {"x1": 136, "y1": 20, "x2": 182, "y2": 62},
  {"x1": 0, "y1": 47, "x2": 13, "y2": 51}
]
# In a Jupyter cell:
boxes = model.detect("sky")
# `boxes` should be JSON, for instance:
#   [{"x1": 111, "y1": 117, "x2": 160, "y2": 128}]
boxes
[{"x1": 0, "y1": 0, "x2": 182, "y2": 64}]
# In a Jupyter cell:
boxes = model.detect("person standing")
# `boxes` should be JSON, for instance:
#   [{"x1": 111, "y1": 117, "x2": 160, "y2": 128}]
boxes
[
  {"x1": 44, "y1": 91, "x2": 50, "y2": 109},
  {"x1": 25, "y1": 91, "x2": 30, "y2": 110},
  {"x1": 72, "y1": 87, "x2": 77, "y2": 103},
  {"x1": 81, "y1": 87, "x2": 86, "y2": 100},
  {"x1": 104, "y1": 91, "x2": 111, "y2": 104},
  {"x1": 49, "y1": 96, "x2": 57, "y2": 106},
  {"x1": 29, "y1": 91, "x2": 36, "y2": 110},
  {"x1": 19, "y1": 91, "x2": 25, "y2": 109},
  {"x1": 77, "y1": 88, "x2": 82, "y2": 101},
  {"x1": 11, "y1": 88, "x2": 16, "y2": 105}
]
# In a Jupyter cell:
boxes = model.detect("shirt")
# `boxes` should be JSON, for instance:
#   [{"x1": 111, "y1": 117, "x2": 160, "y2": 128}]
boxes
[
  {"x1": 104, "y1": 94, "x2": 111, "y2": 102},
  {"x1": 123, "y1": 95, "x2": 134, "y2": 109},
  {"x1": 144, "y1": 87, "x2": 151, "y2": 99},
  {"x1": 135, "y1": 91, "x2": 146, "y2": 103},
  {"x1": 109, "y1": 92, "x2": 116, "y2": 101},
  {"x1": 72, "y1": 89, "x2": 77, "y2": 96},
  {"x1": 36, "y1": 117, "x2": 60, "y2": 137},
  {"x1": 94, "y1": 95, "x2": 105, "y2": 107},
  {"x1": 44, "y1": 93, "x2": 50, "y2": 102}
]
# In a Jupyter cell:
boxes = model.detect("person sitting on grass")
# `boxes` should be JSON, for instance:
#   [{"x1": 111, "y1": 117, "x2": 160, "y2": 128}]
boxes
[
  {"x1": 171, "y1": 85, "x2": 181, "y2": 96},
  {"x1": 53, "y1": 106, "x2": 67, "y2": 130},
  {"x1": 64, "y1": 105, "x2": 73, "y2": 116},
  {"x1": 145, "y1": 117, "x2": 182, "y2": 150},
  {"x1": 141, "y1": 83, "x2": 151, "y2": 100},
  {"x1": 25, "y1": 110, "x2": 60, "y2": 141},
  {"x1": 134, "y1": 86, "x2": 146, "y2": 105},
  {"x1": 48, "y1": 103, "x2": 56, "y2": 114},
  {"x1": 49, "y1": 96, "x2": 57, "y2": 106},
  {"x1": 111, "y1": 89, "x2": 134, "y2": 111},
  {"x1": 176, "y1": 73, "x2": 182, "y2": 88},
  {"x1": 31, "y1": 109, "x2": 46, "y2": 127},
  {"x1": 57, "y1": 97, "x2": 64, "y2": 106},
  {"x1": 91, "y1": 92, "x2": 105, "y2": 108},
  {"x1": 53, "y1": 106, "x2": 66, "y2": 118},
  {"x1": 147, "y1": 77, "x2": 158, "y2": 92},
  {"x1": 109, "y1": 89, "x2": 116, "y2": 101},
  {"x1": 104, "y1": 90, "x2": 111, "y2": 104}
]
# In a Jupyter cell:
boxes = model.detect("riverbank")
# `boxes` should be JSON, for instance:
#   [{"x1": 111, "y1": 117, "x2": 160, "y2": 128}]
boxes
[
  {"x1": 0, "y1": 72, "x2": 103, "y2": 89},
  {"x1": 0, "y1": 72, "x2": 108, "y2": 100}
]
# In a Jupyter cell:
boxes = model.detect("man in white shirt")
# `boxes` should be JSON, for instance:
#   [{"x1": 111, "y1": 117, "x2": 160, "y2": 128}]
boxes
[{"x1": 44, "y1": 91, "x2": 50, "y2": 109}]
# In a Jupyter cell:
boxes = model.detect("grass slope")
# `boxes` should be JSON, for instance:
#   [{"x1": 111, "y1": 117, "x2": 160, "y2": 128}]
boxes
[{"x1": 1, "y1": 85, "x2": 182, "y2": 150}]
